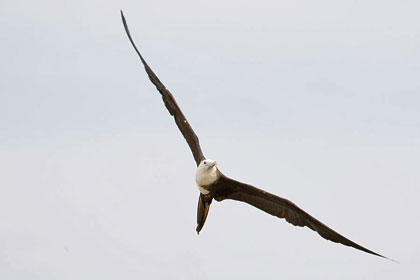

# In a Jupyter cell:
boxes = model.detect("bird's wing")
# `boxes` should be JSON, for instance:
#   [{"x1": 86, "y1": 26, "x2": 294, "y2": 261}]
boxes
[
  {"x1": 213, "y1": 175, "x2": 388, "y2": 259},
  {"x1": 121, "y1": 11, "x2": 205, "y2": 166}
]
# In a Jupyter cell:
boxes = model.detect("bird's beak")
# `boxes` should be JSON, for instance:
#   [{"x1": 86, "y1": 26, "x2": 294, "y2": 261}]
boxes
[{"x1": 209, "y1": 161, "x2": 217, "y2": 168}]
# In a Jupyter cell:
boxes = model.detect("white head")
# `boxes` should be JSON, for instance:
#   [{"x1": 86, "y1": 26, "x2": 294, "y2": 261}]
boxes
[
  {"x1": 195, "y1": 159, "x2": 218, "y2": 188},
  {"x1": 200, "y1": 159, "x2": 217, "y2": 169}
]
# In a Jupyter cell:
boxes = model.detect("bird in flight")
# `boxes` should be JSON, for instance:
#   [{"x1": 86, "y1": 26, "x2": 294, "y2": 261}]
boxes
[{"x1": 121, "y1": 11, "x2": 391, "y2": 260}]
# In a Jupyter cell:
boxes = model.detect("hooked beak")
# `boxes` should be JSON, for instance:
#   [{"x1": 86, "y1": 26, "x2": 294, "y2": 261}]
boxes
[{"x1": 208, "y1": 161, "x2": 217, "y2": 168}]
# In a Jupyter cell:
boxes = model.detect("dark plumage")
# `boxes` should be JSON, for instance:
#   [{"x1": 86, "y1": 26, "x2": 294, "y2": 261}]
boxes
[{"x1": 121, "y1": 11, "x2": 392, "y2": 260}]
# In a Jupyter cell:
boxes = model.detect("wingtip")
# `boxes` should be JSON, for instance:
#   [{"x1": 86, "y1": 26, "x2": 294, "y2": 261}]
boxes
[
  {"x1": 367, "y1": 251, "x2": 398, "y2": 263},
  {"x1": 384, "y1": 256, "x2": 399, "y2": 264}
]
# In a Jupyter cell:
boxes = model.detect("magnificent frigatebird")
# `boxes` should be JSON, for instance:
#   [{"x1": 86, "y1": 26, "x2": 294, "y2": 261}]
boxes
[{"x1": 121, "y1": 11, "x2": 390, "y2": 260}]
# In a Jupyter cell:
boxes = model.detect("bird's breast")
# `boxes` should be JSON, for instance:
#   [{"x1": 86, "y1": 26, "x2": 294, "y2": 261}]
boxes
[
  {"x1": 195, "y1": 167, "x2": 218, "y2": 194},
  {"x1": 198, "y1": 185, "x2": 211, "y2": 195}
]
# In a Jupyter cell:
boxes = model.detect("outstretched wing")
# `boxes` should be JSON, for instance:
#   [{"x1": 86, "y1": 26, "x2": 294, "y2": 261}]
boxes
[
  {"x1": 121, "y1": 11, "x2": 205, "y2": 166},
  {"x1": 212, "y1": 175, "x2": 389, "y2": 259}
]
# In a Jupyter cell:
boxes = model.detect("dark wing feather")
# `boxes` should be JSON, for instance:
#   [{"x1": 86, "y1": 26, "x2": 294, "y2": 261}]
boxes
[
  {"x1": 121, "y1": 11, "x2": 205, "y2": 166},
  {"x1": 213, "y1": 175, "x2": 389, "y2": 259}
]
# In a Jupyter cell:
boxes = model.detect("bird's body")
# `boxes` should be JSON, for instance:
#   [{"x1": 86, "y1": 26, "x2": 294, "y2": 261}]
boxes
[{"x1": 121, "y1": 11, "x2": 392, "y2": 261}]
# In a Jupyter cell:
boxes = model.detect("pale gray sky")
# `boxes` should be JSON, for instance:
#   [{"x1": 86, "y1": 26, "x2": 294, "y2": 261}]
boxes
[{"x1": 1, "y1": 0, "x2": 419, "y2": 279}]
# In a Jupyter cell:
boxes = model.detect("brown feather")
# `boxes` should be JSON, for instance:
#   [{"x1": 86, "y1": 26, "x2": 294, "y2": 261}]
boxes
[
  {"x1": 212, "y1": 174, "x2": 390, "y2": 259},
  {"x1": 121, "y1": 11, "x2": 205, "y2": 166},
  {"x1": 196, "y1": 194, "x2": 212, "y2": 234}
]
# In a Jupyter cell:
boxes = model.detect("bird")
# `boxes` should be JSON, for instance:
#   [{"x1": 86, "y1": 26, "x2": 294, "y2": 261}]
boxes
[{"x1": 121, "y1": 11, "x2": 391, "y2": 260}]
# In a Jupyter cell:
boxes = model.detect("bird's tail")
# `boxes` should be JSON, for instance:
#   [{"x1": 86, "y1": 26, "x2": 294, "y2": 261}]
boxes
[{"x1": 196, "y1": 194, "x2": 212, "y2": 234}]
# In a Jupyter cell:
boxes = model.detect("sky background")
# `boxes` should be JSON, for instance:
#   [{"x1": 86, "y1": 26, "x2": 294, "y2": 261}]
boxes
[{"x1": 1, "y1": 0, "x2": 420, "y2": 279}]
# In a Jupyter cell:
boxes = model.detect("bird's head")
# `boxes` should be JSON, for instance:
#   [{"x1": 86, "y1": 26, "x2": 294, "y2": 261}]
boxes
[
  {"x1": 196, "y1": 159, "x2": 219, "y2": 187},
  {"x1": 200, "y1": 159, "x2": 217, "y2": 170}
]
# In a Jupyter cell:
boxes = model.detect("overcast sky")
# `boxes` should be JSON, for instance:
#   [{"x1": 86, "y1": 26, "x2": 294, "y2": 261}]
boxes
[{"x1": 1, "y1": 0, "x2": 420, "y2": 279}]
